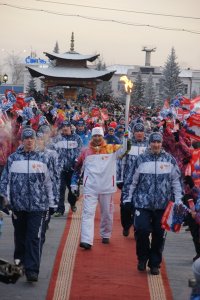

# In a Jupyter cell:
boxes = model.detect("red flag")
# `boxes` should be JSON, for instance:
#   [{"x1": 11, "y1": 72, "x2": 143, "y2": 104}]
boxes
[
  {"x1": 91, "y1": 108, "x2": 100, "y2": 118},
  {"x1": 176, "y1": 108, "x2": 190, "y2": 121},
  {"x1": 187, "y1": 114, "x2": 200, "y2": 128},
  {"x1": 190, "y1": 96, "x2": 200, "y2": 111}
]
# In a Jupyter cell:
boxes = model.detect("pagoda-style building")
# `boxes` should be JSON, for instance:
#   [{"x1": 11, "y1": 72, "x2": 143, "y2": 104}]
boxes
[{"x1": 27, "y1": 33, "x2": 115, "y2": 99}]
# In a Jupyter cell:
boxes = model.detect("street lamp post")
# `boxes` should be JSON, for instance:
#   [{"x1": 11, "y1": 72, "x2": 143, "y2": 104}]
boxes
[{"x1": 0, "y1": 73, "x2": 8, "y2": 85}]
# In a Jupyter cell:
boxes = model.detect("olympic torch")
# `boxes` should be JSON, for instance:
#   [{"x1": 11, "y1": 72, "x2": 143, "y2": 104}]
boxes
[
  {"x1": 120, "y1": 75, "x2": 133, "y2": 131},
  {"x1": 120, "y1": 76, "x2": 133, "y2": 149}
]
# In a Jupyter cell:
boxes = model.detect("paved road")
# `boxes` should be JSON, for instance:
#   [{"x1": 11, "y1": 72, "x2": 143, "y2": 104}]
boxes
[
  {"x1": 0, "y1": 211, "x2": 196, "y2": 300},
  {"x1": 0, "y1": 213, "x2": 67, "y2": 300},
  {"x1": 164, "y1": 228, "x2": 194, "y2": 300}
]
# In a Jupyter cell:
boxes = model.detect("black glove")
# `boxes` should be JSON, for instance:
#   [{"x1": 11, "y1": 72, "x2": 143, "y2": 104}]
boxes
[
  {"x1": 122, "y1": 202, "x2": 133, "y2": 209},
  {"x1": 16, "y1": 115, "x2": 23, "y2": 124},
  {"x1": 127, "y1": 139, "x2": 132, "y2": 151},
  {"x1": 183, "y1": 157, "x2": 191, "y2": 165},
  {"x1": 184, "y1": 176, "x2": 194, "y2": 189},
  {"x1": 153, "y1": 126, "x2": 159, "y2": 132},
  {"x1": 162, "y1": 120, "x2": 167, "y2": 130},
  {"x1": 121, "y1": 202, "x2": 134, "y2": 214},
  {"x1": 49, "y1": 207, "x2": 57, "y2": 215},
  {"x1": 0, "y1": 198, "x2": 11, "y2": 215},
  {"x1": 117, "y1": 182, "x2": 124, "y2": 190},
  {"x1": 173, "y1": 131, "x2": 179, "y2": 142},
  {"x1": 2, "y1": 206, "x2": 10, "y2": 215}
]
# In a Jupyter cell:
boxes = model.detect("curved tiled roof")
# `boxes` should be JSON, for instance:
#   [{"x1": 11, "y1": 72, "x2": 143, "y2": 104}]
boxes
[
  {"x1": 26, "y1": 66, "x2": 115, "y2": 81},
  {"x1": 44, "y1": 52, "x2": 99, "y2": 62}
]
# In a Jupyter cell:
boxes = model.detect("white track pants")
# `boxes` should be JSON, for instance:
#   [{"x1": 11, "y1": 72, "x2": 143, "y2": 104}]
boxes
[{"x1": 81, "y1": 193, "x2": 114, "y2": 245}]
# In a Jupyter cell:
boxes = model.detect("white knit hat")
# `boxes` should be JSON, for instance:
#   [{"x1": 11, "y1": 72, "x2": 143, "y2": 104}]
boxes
[{"x1": 91, "y1": 127, "x2": 104, "y2": 137}]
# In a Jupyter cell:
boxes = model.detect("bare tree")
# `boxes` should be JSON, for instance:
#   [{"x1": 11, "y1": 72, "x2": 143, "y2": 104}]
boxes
[{"x1": 5, "y1": 52, "x2": 24, "y2": 84}]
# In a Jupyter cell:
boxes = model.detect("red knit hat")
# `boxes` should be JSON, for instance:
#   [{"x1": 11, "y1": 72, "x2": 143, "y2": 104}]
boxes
[
  {"x1": 109, "y1": 121, "x2": 117, "y2": 128},
  {"x1": 94, "y1": 123, "x2": 101, "y2": 127}
]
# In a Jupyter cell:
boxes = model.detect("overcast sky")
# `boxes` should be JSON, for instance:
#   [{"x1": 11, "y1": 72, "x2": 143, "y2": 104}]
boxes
[{"x1": 0, "y1": 0, "x2": 200, "y2": 70}]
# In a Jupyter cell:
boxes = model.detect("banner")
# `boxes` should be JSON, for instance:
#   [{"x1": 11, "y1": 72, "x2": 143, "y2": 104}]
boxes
[{"x1": 161, "y1": 201, "x2": 188, "y2": 232}]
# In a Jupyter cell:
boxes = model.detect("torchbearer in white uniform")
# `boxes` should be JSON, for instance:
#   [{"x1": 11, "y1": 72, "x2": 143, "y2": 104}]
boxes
[{"x1": 71, "y1": 127, "x2": 130, "y2": 249}]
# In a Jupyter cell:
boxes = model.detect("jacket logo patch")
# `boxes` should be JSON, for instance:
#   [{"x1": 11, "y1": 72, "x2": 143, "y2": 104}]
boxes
[
  {"x1": 101, "y1": 156, "x2": 109, "y2": 160},
  {"x1": 160, "y1": 164, "x2": 170, "y2": 169},
  {"x1": 32, "y1": 163, "x2": 43, "y2": 171},
  {"x1": 68, "y1": 141, "x2": 78, "y2": 148}
]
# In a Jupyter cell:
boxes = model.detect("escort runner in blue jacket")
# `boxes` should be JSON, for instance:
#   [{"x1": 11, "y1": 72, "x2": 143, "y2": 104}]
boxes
[
  {"x1": 122, "y1": 132, "x2": 183, "y2": 276},
  {"x1": 50, "y1": 120, "x2": 83, "y2": 216},
  {"x1": 119, "y1": 122, "x2": 148, "y2": 237},
  {"x1": 36, "y1": 130, "x2": 60, "y2": 230},
  {"x1": 0, "y1": 127, "x2": 57, "y2": 282}
]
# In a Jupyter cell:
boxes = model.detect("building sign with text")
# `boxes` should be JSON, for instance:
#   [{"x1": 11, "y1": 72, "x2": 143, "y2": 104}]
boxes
[{"x1": 25, "y1": 56, "x2": 47, "y2": 65}]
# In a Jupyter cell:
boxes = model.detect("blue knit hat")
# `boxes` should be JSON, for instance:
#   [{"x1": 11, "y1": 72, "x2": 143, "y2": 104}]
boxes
[
  {"x1": 133, "y1": 123, "x2": 145, "y2": 132},
  {"x1": 39, "y1": 124, "x2": 51, "y2": 133},
  {"x1": 21, "y1": 128, "x2": 36, "y2": 140},
  {"x1": 60, "y1": 120, "x2": 71, "y2": 128},
  {"x1": 149, "y1": 132, "x2": 163, "y2": 143},
  {"x1": 36, "y1": 131, "x2": 44, "y2": 139},
  {"x1": 76, "y1": 119, "x2": 85, "y2": 126}
]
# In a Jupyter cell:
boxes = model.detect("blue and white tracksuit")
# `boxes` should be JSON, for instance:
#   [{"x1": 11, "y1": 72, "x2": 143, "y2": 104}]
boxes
[
  {"x1": 119, "y1": 137, "x2": 148, "y2": 231},
  {"x1": 122, "y1": 148, "x2": 183, "y2": 268},
  {"x1": 50, "y1": 133, "x2": 83, "y2": 213},
  {"x1": 0, "y1": 146, "x2": 57, "y2": 275},
  {"x1": 37, "y1": 147, "x2": 60, "y2": 230},
  {"x1": 0, "y1": 146, "x2": 56, "y2": 210},
  {"x1": 119, "y1": 137, "x2": 148, "y2": 185}
]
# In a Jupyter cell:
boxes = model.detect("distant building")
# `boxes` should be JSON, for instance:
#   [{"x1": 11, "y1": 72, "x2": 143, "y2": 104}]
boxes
[
  {"x1": 26, "y1": 33, "x2": 115, "y2": 99},
  {"x1": 107, "y1": 64, "x2": 200, "y2": 100},
  {"x1": 19, "y1": 45, "x2": 200, "y2": 100},
  {"x1": 23, "y1": 51, "x2": 48, "y2": 93},
  {"x1": 180, "y1": 69, "x2": 200, "y2": 98}
]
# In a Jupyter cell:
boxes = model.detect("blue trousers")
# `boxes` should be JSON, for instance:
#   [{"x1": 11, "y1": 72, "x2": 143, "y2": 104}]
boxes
[
  {"x1": 12, "y1": 211, "x2": 46, "y2": 274},
  {"x1": 120, "y1": 201, "x2": 134, "y2": 231},
  {"x1": 57, "y1": 170, "x2": 77, "y2": 214},
  {"x1": 134, "y1": 208, "x2": 166, "y2": 268}
]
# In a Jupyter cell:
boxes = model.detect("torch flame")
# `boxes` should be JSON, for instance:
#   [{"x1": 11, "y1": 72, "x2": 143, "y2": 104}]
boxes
[{"x1": 120, "y1": 75, "x2": 133, "y2": 94}]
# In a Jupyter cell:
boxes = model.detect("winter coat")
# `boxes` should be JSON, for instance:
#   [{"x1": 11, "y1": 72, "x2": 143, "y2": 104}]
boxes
[
  {"x1": 50, "y1": 133, "x2": 83, "y2": 171},
  {"x1": 117, "y1": 136, "x2": 148, "y2": 183},
  {"x1": 37, "y1": 147, "x2": 60, "y2": 205},
  {"x1": 0, "y1": 146, "x2": 56, "y2": 211},
  {"x1": 71, "y1": 140, "x2": 125, "y2": 194},
  {"x1": 122, "y1": 148, "x2": 183, "y2": 210}
]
